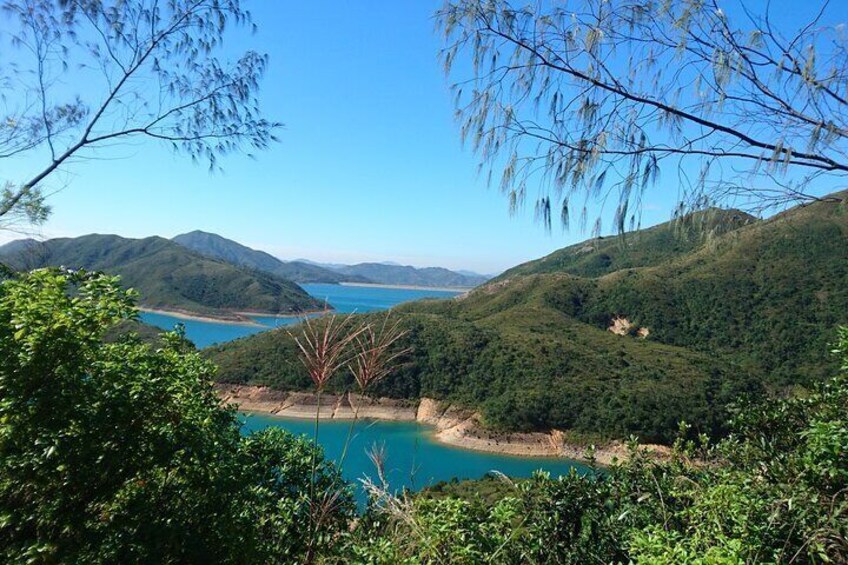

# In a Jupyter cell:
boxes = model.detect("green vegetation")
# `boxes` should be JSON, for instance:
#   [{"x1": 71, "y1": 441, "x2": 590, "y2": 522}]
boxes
[
  {"x1": 209, "y1": 305, "x2": 749, "y2": 443},
  {"x1": 5, "y1": 267, "x2": 845, "y2": 563},
  {"x1": 209, "y1": 196, "x2": 848, "y2": 442},
  {"x1": 0, "y1": 234, "x2": 324, "y2": 319},
  {"x1": 172, "y1": 230, "x2": 370, "y2": 284},
  {"x1": 0, "y1": 270, "x2": 351, "y2": 563},
  {"x1": 351, "y1": 347, "x2": 848, "y2": 562},
  {"x1": 103, "y1": 318, "x2": 192, "y2": 347},
  {"x1": 496, "y1": 208, "x2": 756, "y2": 279},
  {"x1": 498, "y1": 197, "x2": 848, "y2": 384}
]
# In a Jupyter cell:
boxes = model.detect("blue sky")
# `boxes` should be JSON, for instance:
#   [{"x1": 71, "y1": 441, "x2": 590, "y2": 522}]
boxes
[{"x1": 2, "y1": 1, "x2": 790, "y2": 273}]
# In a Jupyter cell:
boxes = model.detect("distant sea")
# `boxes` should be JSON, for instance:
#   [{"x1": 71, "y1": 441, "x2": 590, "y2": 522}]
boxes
[{"x1": 140, "y1": 283, "x2": 462, "y2": 348}]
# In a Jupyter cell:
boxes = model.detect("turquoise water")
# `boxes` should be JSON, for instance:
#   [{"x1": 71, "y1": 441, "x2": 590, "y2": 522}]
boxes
[
  {"x1": 140, "y1": 283, "x2": 462, "y2": 348},
  {"x1": 139, "y1": 310, "x2": 301, "y2": 347},
  {"x1": 140, "y1": 283, "x2": 585, "y2": 503},
  {"x1": 302, "y1": 283, "x2": 461, "y2": 313},
  {"x1": 241, "y1": 413, "x2": 589, "y2": 506}
]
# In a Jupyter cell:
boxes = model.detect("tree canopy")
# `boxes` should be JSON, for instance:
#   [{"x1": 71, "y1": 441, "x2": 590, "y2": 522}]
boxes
[{"x1": 0, "y1": 269, "x2": 352, "y2": 563}]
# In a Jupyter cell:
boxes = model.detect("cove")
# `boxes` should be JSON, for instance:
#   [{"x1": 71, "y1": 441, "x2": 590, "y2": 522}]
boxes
[
  {"x1": 240, "y1": 413, "x2": 591, "y2": 507},
  {"x1": 140, "y1": 283, "x2": 463, "y2": 348}
]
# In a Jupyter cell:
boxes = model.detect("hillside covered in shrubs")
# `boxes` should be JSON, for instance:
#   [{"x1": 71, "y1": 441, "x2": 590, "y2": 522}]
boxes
[{"x1": 209, "y1": 196, "x2": 848, "y2": 442}]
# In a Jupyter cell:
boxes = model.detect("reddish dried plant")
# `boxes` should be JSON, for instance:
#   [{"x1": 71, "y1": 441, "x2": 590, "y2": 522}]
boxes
[
  {"x1": 292, "y1": 315, "x2": 363, "y2": 392},
  {"x1": 350, "y1": 314, "x2": 410, "y2": 392}
]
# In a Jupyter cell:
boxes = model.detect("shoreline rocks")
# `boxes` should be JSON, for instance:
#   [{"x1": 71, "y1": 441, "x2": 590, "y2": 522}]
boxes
[{"x1": 217, "y1": 384, "x2": 670, "y2": 466}]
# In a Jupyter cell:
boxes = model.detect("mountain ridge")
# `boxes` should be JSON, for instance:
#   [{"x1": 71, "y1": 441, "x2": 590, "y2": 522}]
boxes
[
  {"x1": 330, "y1": 262, "x2": 488, "y2": 288},
  {"x1": 0, "y1": 234, "x2": 325, "y2": 321},
  {"x1": 207, "y1": 194, "x2": 848, "y2": 442},
  {"x1": 172, "y1": 230, "x2": 368, "y2": 284},
  {"x1": 175, "y1": 230, "x2": 489, "y2": 288}
]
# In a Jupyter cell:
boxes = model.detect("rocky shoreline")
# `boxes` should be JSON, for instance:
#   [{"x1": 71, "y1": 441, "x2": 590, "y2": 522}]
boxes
[{"x1": 217, "y1": 384, "x2": 670, "y2": 466}]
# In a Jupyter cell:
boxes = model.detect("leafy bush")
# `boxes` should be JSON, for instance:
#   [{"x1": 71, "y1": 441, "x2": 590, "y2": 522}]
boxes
[{"x1": 0, "y1": 269, "x2": 352, "y2": 563}]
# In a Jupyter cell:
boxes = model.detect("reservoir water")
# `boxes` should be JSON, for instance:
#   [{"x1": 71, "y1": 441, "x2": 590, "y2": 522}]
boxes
[
  {"x1": 241, "y1": 414, "x2": 590, "y2": 506},
  {"x1": 140, "y1": 283, "x2": 589, "y2": 501},
  {"x1": 140, "y1": 283, "x2": 463, "y2": 348},
  {"x1": 302, "y1": 283, "x2": 462, "y2": 314}
]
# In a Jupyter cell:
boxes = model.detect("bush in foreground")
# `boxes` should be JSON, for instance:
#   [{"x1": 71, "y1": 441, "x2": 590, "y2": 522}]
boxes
[{"x1": 0, "y1": 269, "x2": 353, "y2": 563}]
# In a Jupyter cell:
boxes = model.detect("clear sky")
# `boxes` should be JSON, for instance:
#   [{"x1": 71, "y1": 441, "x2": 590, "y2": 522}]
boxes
[{"x1": 1, "y1": 1, "x2": 746, "y2": 274}]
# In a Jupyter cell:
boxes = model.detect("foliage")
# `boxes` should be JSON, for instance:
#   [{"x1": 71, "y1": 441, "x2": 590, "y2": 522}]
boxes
[
  {"x1": 527, "y1": 194, "x2": 848, "y2": 384},
  {"x1": 437, "y1": 0, "x2": 848, "y2": 229},
  {"x1": 347, "y1": 331, "x2": 848, "y2": 563},
  {"x1": 209, "y1": 302, "x2": 748, "y2": 443},
  {"x1": 103, "y1": 318, "x2": 194, "y2": 348},
  {"x1": 0, "y1": 181, "x2": 50, "y2": 230},
  {"x1": 0, "y1": 269, "x2": 352, "y2": 563},
  {"x1": 0, "y1": 234, "x2": 324, "y2": 317}
]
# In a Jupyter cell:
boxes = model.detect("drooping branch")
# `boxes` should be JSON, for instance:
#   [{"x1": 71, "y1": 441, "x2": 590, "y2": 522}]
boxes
[
  {"x1": 0, "y1": 0, "x2": 282, "y2": 224},
  {"x1": 438, "y1": 0, "x2": 848, "y2": 230}
]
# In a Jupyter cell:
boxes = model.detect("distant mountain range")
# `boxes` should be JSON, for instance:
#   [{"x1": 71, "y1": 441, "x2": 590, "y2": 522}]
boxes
[
  {"x1": 328, "y1": 263, "x2": 488, "y2": 288},
  {"x1": 172, "y1": 231, "x2": 369, "y2": 284},
  {"x1": 0, "y1": 235, "x2": 323, "y2": 320},
  {"x1": 173, "y1": 231, "x2": 489, "y2": 288},
  {"x1": 0, "y1": 230, "x2": 490, "y2": 320}
]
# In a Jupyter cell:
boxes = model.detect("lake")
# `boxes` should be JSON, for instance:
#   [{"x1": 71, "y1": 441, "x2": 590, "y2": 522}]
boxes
[
  {"x1": 141, "y1": 283, "x2": 589, "y2": 502},
  {"x1": 140, "y1": 283, "x2": 463, "y2": 348},
  {"x1": 241, "y1": 413, "x2": 590, "y2": 506},
  {"x1": 303, "y1": 283, "x2": 462, "y2": 314}
]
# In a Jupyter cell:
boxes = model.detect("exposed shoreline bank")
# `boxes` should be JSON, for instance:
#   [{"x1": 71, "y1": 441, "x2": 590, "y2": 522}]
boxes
[
  {"x1": 338, "y1": 282, "x2": 473, "y2": 293},
  {"x1": 217, "y1": 384, "x2": 670, "y2": 467},
  {"x1": 139, "y1": 307, "x2": 330, "y2": 327}
]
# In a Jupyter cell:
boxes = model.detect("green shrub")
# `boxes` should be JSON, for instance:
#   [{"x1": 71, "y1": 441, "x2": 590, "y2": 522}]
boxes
[{"x1": 0, "y1": 269, "x2": 353, "y2": 563}]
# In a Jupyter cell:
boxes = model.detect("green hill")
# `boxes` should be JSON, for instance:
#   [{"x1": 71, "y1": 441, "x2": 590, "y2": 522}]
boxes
[
  {"x1": 172, "y1": 230, "x2": 370, "y2": 284},
  {"x1": 206, "y1": 194, "x2": 848, "y2": 442},
  {"x1": 497, "y1": 207, "x2": 756, "y2": 279},
  {"x1": 0, "y1": 234, "x2": 325, "y2": 320},
  {"x1": 208, "y1": 291, "x2": 750, "y2": 443},
  {"x1": 523, "y1": 199, "x2": 848, "y2": 382}
]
